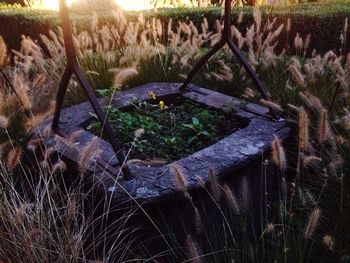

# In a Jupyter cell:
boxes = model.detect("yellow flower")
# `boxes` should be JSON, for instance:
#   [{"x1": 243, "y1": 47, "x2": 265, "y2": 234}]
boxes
[
  {"x1": 159, "y1": 100, "x2": 165, "y2": 111},
  {"x1": 149, "y1": 90, "x2": 156, "y2": 100}
]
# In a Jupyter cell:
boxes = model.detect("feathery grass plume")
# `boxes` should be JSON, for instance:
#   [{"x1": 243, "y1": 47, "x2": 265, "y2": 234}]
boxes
[
  {"x1": 306, "y1": 92, "x2": 325, "y2": 112},
  {"x1": 253, "y1": 8, "x2": 262, "y2": 34},
  {"x1": 12, "y1": 73, "x2": 32, "y2": 110},
  {"x1": 260, "y1": 99, "x2": 283, "y2": 113},
  {"x1": 0, "y1": 143, "x2": 6, "y2": 159},
  {"x1": 6, "y1": 147, "x2": 22, "y2": 171},
  {"x1": 193, "y1": 206, "x2": 203, "y2": 234},
  {"x1": 40, "y1": 159, "x2": 50, "y2": 172},
  {"x1": 223, "y1": 184, "x2": 240, "y2": 214},
  {"x1": 288, "y1": 63, "x2": 305, "y2": 87},
  {"x1": 319, "y1": 109, "x2": 329, "y2": 143},
  {"x1": 206, "y1": 168, "x2": 220, "y2": 201},
  {"x1": 266, "y1": 223, "x2": 275, "y2": 233},
  {"x1": 240, "y1": 176, "x2": 250, "y2": 212},
  {"x1": 271, "y1": 135, "x2": 287, "y2": 171},
  {"x1": 172, "y1": 163, "x2": 188, "y2": 192},
  {"x1": 13, "y1": 202, "x2": 29, "y2": 226},
  {"x1": 0, "y1": 36, "x2": 7, "y2": 66},
  {"x1": 185, "y1": 235, "x2": 203, "y2": 263},
  {"x1": 24, "y1": 114, "x2": 47, "y2": 133},
  {"x1": 44, "y1": 147, "x2": 55, "y2": 162},
  {"x1": 27, "y1": 138, "x2": 42, "y2": 152},
  {"x1": 304, "y1": 207, "x2": 321, "y2": 239},
  {"x1": 322, "y1": 235, "x2": 335, "y2": 250},
  {"x1": 243, "y1": 87, "x2": 255, "y2": 99},
  {"x1": 298, "y1": 107, "x2": 309, "y2": 152},
  {"x1": 231, "y1": 26, "x2": 245, "y2": 49},
  {"x1": 303, "y1": 156, "x2": 322, "y2": 168},
  {"x1": 294, "y1": 33, "x2": 304, "y2": 50},
  {"x1": 0, "y1": 116, "x2": 9, "y2": 129},
  {"x1": 78, "y1": 137, "x2": 102, "y2": 172},
  {"x1": 287, "y1": 103, "x2": 302, "y2": 113},
  {"x1": 286, "y1": 18, "x2": 291, "y2": 32},
  {"x1": 114, "y1": 67, "x2": 138, "y2": 86},
  {"x1": 237, "y1": 11, "x2": 244, "y2": 24},
  {"x1": 65, "y1": 197, "x2": 77, "y2": 227},
  {"x1": 345, "y1": 17, "x2": 349, "y2": 32},
  {"x1": 304, "y1": 33, "x2": 311, "y2": 50},
  {"x1": 52, "y1": 160, "x2": 67, "y2": 174},
  {"x1": 299, "y1": 92, "x2": 314, "y2": 109}
]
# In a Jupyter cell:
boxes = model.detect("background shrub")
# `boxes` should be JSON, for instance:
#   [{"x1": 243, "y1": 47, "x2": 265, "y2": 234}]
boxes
[{"x1": 0, "y1": 1, "x2": 349, "y2": 53}]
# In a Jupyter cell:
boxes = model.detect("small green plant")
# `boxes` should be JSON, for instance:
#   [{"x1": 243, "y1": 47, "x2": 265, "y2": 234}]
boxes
[{"x1": 87, "y1": 94, "x2": 240, "y2": 162}]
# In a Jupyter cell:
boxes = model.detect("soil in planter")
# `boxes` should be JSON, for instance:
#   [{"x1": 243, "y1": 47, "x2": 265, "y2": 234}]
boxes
[{"x1": 87, "y1": 97, "x2": 241, "y2": 163}]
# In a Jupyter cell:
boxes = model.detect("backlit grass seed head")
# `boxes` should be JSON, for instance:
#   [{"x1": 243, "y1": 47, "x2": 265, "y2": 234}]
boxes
[
  {"x1": 78, "y1": 137, "x2": 102, "y2": 171},
  {"x1": 172, "y1": 163, "x2": 187, "y2": 191},
  {"x1": 207, "y1": 168, "x2": 220, "y2": 201},
  {"x1": 260, "y1": 99, "x2": 283, "y2": 113},
  {"x1": 7, "y1": 147, "x2": 23, "y2": 171},
  {"x1": 66, "y1": 197, "x2": 77, "y2": 226},
  {"x1": 303, "y1": 156, "x2": 322, "y2": 168},
  {"x1": 319, "y1": 109, "x2": 329, "y2": 143},
  {"x1": 323, "y1": 235, "x2": 335, "y2": 250},
  {"x1": 13, "y1": 203, "x2": 29, "y2": 226},
  {"x1": 0, "y1": 116, "x2": 9, "y2": 129},
  {"x1": 114, "y1": 67, "x2": 138, "y2": 86},
  {"x1": 240, "y1": 176, "x2": 250, "y2": 211},
  {"x1": 13, "y1": 74, "x2": 32, "y2": 110},
  {"x1": 304, "y1": 34, "x2": 311, "y2": 49},
  {"x1": 287, "y1": 103, "x2": 302, "y2": 113},
  {"x1": 52, "y1": 160, "x2": 67, "y2": 174},
  {"x1": 194, "y1": 206, "x2": 203, "y2": 234},
  {"x1": 185, "y1": 235, "x2": 203, "y2": 263},
  {"x1": 237, "y1": 11, "x2": 244, "y2": 24},
  {"x1": 271, "y1": 135, "x2": 287, "y2": 171},
  {"x1": 266, "y1": 223, "x2": 275, "y2": 233},
  {"x1": 223, "y1": 184, "x2": 240, "y2": 214},
  {"x1": 0, "y1": 36, "x2": 7, "y2": 66},
  {"x1": 294, "y1": 33, "x2": 304, "y2": 50},
  {"x1": 304, "y1": 207, "x2": 321, "y2": 239},
  {"x1": 298, "y1": 107, "x2": 309, "y2": 151},
  {"x1": 286, "y1": 18, "x2": 291, "y2": 32},
  {"x1": 288, "y1": 64, "x2": 305, "y2": 87},
  {"x1": 307, "y1": 92, "x2": 325, "y2": 112},
  {"x1": 344, "y1": 17, "x2": 348, "y2": 34},
  {"x1": 243, "y1": 87, "x2": 255, "y2": 99}
]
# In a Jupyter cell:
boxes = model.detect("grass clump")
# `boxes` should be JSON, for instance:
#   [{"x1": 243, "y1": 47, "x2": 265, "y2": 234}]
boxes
[{"x1": 0, "y1": 3, "x2": 349, "y2": 262}]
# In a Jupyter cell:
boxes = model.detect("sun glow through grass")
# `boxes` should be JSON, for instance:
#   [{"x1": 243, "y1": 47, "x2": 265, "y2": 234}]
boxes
[
  {"x1": 36, "y1": 0, "x2": 194, "y2": 11},
  {"x1": 31, "y1": 0, "x2": 72, "y2": 10}
]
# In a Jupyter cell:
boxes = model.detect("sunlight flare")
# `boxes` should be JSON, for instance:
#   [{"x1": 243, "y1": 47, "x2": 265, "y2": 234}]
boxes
[
  {"x1": 30, "y1": 0, "x2": 72, "y2": 10},
  {"x1": 114, "y1": 0, "x2": 154, "y2": 10}
]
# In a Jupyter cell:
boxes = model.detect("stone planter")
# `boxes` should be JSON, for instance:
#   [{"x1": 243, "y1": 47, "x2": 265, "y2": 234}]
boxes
[{"x1": 39, "y1": 83, "x2": 289, "y2": 205}]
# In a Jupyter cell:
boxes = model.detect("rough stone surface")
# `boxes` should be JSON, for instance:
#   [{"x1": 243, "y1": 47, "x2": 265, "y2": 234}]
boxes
[{"x1": 36, "y1": 83, "x2": 290, "y2": 205}]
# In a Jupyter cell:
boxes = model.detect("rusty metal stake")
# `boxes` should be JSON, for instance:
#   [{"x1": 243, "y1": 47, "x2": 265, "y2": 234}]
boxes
[
  {"x1": 52, "y1": 0, "x2": 132, "y2": 179},
  {"x1": 179, "y1": 0, "x2": 278, "y2": 119}
]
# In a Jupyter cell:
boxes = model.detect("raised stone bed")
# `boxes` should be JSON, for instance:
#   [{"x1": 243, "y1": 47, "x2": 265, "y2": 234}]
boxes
[{"x1": 38, "y1": 82, "x2": 289, "y2": 205}]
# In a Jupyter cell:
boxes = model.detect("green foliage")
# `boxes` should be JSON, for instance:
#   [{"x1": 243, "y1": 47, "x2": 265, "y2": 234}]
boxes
[
  {"x1": 88, "y1": 97, "x2": 239, "y2": 161},
  {"x1": 0, "y1": 0, "x2": 350, "y2": 52}
]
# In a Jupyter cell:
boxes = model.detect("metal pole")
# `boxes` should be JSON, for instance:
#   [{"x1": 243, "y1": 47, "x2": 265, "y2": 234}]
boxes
[
  {"x1": 180, "y1": 0, "x2": 278, "y2": 119},
  {"x1": 52, "y1": 0, "x2": 132, "y2": 179}
]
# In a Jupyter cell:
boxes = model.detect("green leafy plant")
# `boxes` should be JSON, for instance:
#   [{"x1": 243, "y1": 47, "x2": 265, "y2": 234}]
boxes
[{"x1": 87, "y1": 97, "x2": 240, "y2": 162}]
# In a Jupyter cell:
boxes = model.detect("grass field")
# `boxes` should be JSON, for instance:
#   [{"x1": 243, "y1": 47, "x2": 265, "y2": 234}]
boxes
[{"x1": 0, "y1": 2, "x2": 349, "y2": 262}]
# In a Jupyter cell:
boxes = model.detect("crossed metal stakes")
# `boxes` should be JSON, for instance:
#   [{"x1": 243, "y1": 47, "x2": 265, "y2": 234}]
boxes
[{"x1": 52, "y1": 0, "x2": 277, "y2": 180}]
